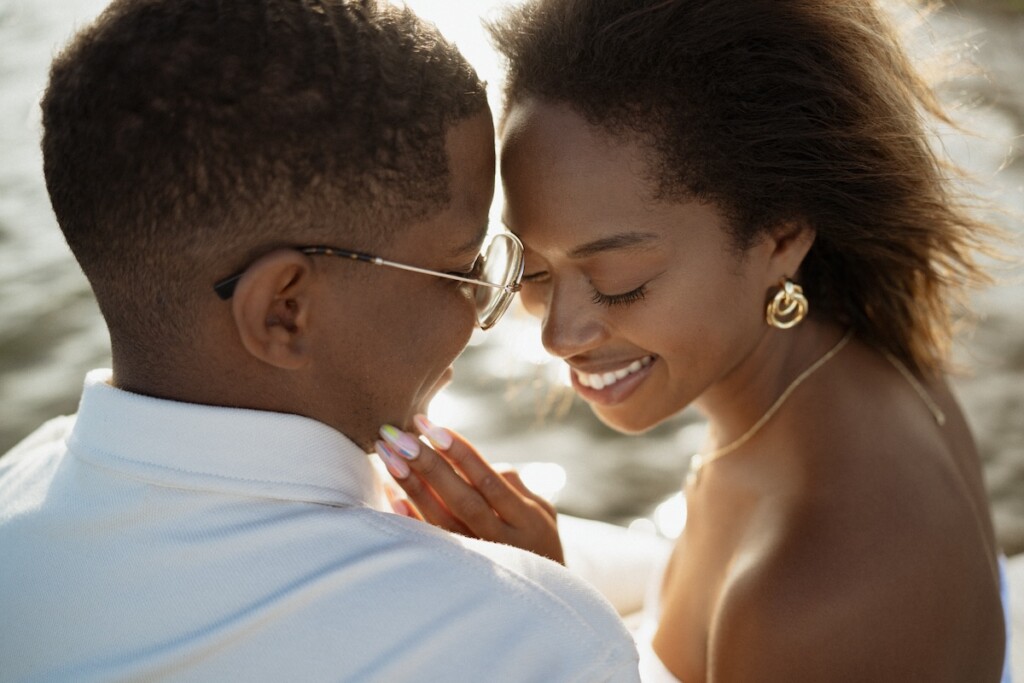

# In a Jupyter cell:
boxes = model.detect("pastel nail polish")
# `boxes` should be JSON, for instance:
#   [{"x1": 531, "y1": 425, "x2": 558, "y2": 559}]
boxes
[
  {"x1": 375, "y1": 440, "x2": 411, "y2": 479},
  {"x1": 379, "y1": 425, "x2": 420, "y2": 460},
  {"x1": 413, "y1": 414, "x2": 453, "y2": 450}
]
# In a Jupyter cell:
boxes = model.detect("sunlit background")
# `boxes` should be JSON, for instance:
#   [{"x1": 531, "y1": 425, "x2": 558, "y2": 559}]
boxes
[{"x1": 1, "y1": 0, "x2": 1022, "y2": 546}]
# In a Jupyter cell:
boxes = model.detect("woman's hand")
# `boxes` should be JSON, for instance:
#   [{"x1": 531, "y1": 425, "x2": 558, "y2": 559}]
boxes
[{"x1": 375, "y1": 415, "x2": 564, "y2": 565}]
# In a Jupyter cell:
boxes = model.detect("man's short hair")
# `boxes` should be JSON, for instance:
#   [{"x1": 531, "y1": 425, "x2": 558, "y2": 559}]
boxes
[{"x1": 42, "y1": 0, "x2": 487, "y2": 350}]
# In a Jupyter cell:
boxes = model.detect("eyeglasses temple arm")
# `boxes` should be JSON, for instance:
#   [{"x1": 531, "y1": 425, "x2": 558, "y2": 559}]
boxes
[
  {"x1": 213, "y1": 274, "x2": 242, "y2": 300},
  {"x1": 377, "y1": 259, "x2": 520, "y2": 292},
  {"x1": 214, "y1": 245, "x2": 523, "y2": 301},
  {"x1": 303, "y1": 245, "x2": 521, "y2": 293}
]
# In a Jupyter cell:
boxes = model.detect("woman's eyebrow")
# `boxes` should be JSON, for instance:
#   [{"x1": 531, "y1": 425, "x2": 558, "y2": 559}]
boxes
[{"x1": 568, "y1": 231, "x2": 660, "y2": 259}]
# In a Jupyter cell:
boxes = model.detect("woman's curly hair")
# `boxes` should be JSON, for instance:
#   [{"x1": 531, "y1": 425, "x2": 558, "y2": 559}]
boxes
[{"x1": 489, "y1": 0, "x2": 1001, "y2": 375}]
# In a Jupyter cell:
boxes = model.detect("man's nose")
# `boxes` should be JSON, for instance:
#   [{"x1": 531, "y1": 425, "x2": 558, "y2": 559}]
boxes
[{"x1": 540, "y1": 283, "x2": 606, "y2": 359}]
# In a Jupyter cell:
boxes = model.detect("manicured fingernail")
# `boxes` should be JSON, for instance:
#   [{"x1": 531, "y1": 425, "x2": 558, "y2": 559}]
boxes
[
  {"x1": 379, "y1": 425, "x2": 420, "y2": 459},
  {"x1": 413, "y1": 414, "x2": 453, "y2": 450},
  {"x1": 391, "y1": 498, "x2": 414, "y2": 517},
  {"x1": 375, "y1": 440, "x2": 410, "y2": 479}
]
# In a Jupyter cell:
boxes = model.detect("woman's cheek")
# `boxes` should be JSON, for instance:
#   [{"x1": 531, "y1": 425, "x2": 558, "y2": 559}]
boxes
[{"x1": 518, "y1": 285, "x2": 546, "y2": 319}]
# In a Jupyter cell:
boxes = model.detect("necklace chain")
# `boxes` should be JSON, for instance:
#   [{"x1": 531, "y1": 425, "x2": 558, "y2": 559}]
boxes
[
  {"x1": 686, "y1": 330, "x2": 854, "y2": 488},
  {"x1": 882, "y1": 350, "x2": 946, "y2": 427}
]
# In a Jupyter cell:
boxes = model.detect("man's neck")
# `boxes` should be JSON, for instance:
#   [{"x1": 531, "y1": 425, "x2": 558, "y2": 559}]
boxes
[{"x1": 109, "y1": 351, "x2": 378, "y2": 452}]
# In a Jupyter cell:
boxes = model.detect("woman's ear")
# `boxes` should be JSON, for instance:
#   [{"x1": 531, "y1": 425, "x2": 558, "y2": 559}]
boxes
[
  {"x1": 766, "y1": 220, "x2": 816, "y2": 281},
  {"x1": 230, "y1": 250, "x2": 314, "y2": 370}
]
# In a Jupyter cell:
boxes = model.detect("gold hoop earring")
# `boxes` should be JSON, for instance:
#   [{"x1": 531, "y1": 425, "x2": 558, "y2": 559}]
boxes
[{"x1": 766, "y1": 278, "x2": 808, "y2": 329}]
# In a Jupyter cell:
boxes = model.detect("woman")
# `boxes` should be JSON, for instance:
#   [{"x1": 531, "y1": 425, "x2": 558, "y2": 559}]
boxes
[{"x1": 374, "y1": 0, "x2": 1012, "y2": 680}]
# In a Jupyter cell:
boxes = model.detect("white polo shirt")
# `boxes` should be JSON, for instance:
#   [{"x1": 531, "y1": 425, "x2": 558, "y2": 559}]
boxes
[{"x1": 0, "y1": 370, "x2": 639, "y2": 682}]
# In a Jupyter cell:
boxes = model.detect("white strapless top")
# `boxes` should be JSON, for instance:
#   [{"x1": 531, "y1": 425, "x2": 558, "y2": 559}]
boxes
[{"x1": 633, "y1": 554, "x2": 1014, "y2": 683}]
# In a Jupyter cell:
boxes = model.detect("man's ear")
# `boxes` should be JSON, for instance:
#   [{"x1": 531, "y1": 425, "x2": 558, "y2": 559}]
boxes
[
  {"x1": 765, "y1": 220, "x2": 816, "y2": 282},
  {"x1": 230, "y1": 250, "x2": 315, "y2": 370}
]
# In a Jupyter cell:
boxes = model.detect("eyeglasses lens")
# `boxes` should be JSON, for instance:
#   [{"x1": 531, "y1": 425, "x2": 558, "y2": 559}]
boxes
[{"x1": 474, "y1": 233, "x2": 524, "y2": 329}]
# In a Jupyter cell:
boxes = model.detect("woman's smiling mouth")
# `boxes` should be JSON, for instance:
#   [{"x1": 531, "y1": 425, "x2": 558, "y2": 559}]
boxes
[
  {"x1": 570, "y1": 355, "x2": 656, "y2": 405},
  {"x1": 574, "y1": 355, "x2": 654, "y2": 389}
]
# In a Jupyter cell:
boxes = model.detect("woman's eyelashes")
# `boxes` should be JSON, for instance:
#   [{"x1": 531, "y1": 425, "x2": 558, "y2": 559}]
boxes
[
  {"x1": 591, "y1": 283, "x2": 648, "y2": 307},
  {"x1": 521, "y1": 269, "x2": 651, "y2": 307},
  {"x1": 522, "y1": 270, "x2": 549, "y2": 283}
]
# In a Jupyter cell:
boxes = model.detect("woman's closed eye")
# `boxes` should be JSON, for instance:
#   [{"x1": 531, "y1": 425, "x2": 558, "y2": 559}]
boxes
[
  {"x1": 522, "y1": 269, "x2": 549, "y2": 283},
  {"x1": 521, "y1": 268, "x2": 652, "y2": 307},
  {"x1": 591, "y1": 283, "x2": 647, "y2": 307}
]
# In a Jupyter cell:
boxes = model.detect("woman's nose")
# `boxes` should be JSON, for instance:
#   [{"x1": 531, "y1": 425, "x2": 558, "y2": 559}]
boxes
[{"x1": 539, "y1": 286, "x2": 606, "y2": 359}]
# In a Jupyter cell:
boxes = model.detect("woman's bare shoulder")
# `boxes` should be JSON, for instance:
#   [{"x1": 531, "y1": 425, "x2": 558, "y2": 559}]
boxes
[
  {"x1": 779, "y1": 336, "x2": 982, "y2": 507},
  {"x1": 705, "y1": 340, "x2": 1005, "y2": 681},
  {"x1": 706, "y1": 488, "x2": 1004, "y2": 681}
]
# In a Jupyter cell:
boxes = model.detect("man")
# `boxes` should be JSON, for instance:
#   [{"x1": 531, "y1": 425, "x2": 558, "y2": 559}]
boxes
[{"x1": 0, "y1": 1, "x2": 639, "y2": 680}]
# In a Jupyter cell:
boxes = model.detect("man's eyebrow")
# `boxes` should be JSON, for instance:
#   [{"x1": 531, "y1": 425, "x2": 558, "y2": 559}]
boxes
[
  {"x1": 568, "y1": 231, "x2": 660, "y2": 259},
  {"x1": 450, "y1": 224, "x2": 490, "y2": 257}
]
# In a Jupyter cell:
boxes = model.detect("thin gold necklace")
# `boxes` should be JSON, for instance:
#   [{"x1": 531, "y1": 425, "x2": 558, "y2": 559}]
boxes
[
  {"x1": 686, "y1": 330, "x2": 853, "y2": 488},
  {"x1": 882, "y1": 350, "x2": 946, "y2": 427}
]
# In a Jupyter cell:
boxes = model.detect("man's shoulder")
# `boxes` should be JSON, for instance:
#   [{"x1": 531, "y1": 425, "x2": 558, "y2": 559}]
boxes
[
  {"x1": 338, "y1": 508, "x2": 639, "y2": 679},
  {"x1": 0, "y1": 414, "x2": 74, "y2": 473},
  {"x1": 359, "y1": 507, "x2": 625, "y2": 619}
]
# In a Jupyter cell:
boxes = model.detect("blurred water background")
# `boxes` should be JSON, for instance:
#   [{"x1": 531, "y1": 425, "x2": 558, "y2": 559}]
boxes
[{"x1": 1, "y1": 0, "x2": 1022, "y2": 552}]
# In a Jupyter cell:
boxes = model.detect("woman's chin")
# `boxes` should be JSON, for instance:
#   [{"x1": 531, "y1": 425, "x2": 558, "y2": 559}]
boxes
[{"x1": 592, "y1": 404, "x2": 668, "y2": 435}]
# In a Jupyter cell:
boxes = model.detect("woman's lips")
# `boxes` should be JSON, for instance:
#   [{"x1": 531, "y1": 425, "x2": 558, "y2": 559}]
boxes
[
  {"x1": 570, "y1": 356, "x2": 656, "y2": 406},
  {"x1": 575, "y1": 355, "x2": 653, "y2": 389}
]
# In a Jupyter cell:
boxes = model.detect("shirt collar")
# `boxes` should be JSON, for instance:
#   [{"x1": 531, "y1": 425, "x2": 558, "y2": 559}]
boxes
[{"x1": 67, "y1": 369, "x2": 388, "y2": 510}]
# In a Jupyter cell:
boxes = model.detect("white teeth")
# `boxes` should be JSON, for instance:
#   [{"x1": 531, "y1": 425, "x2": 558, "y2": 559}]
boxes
[{"x1": 574, "y1": 356, "x2": 654, "y2": 391}]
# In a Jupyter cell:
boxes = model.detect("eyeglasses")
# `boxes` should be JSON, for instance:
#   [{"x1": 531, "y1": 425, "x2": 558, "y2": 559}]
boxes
[{"x1": 213, "y1": 232, "x2": 524, "y2": 330}]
